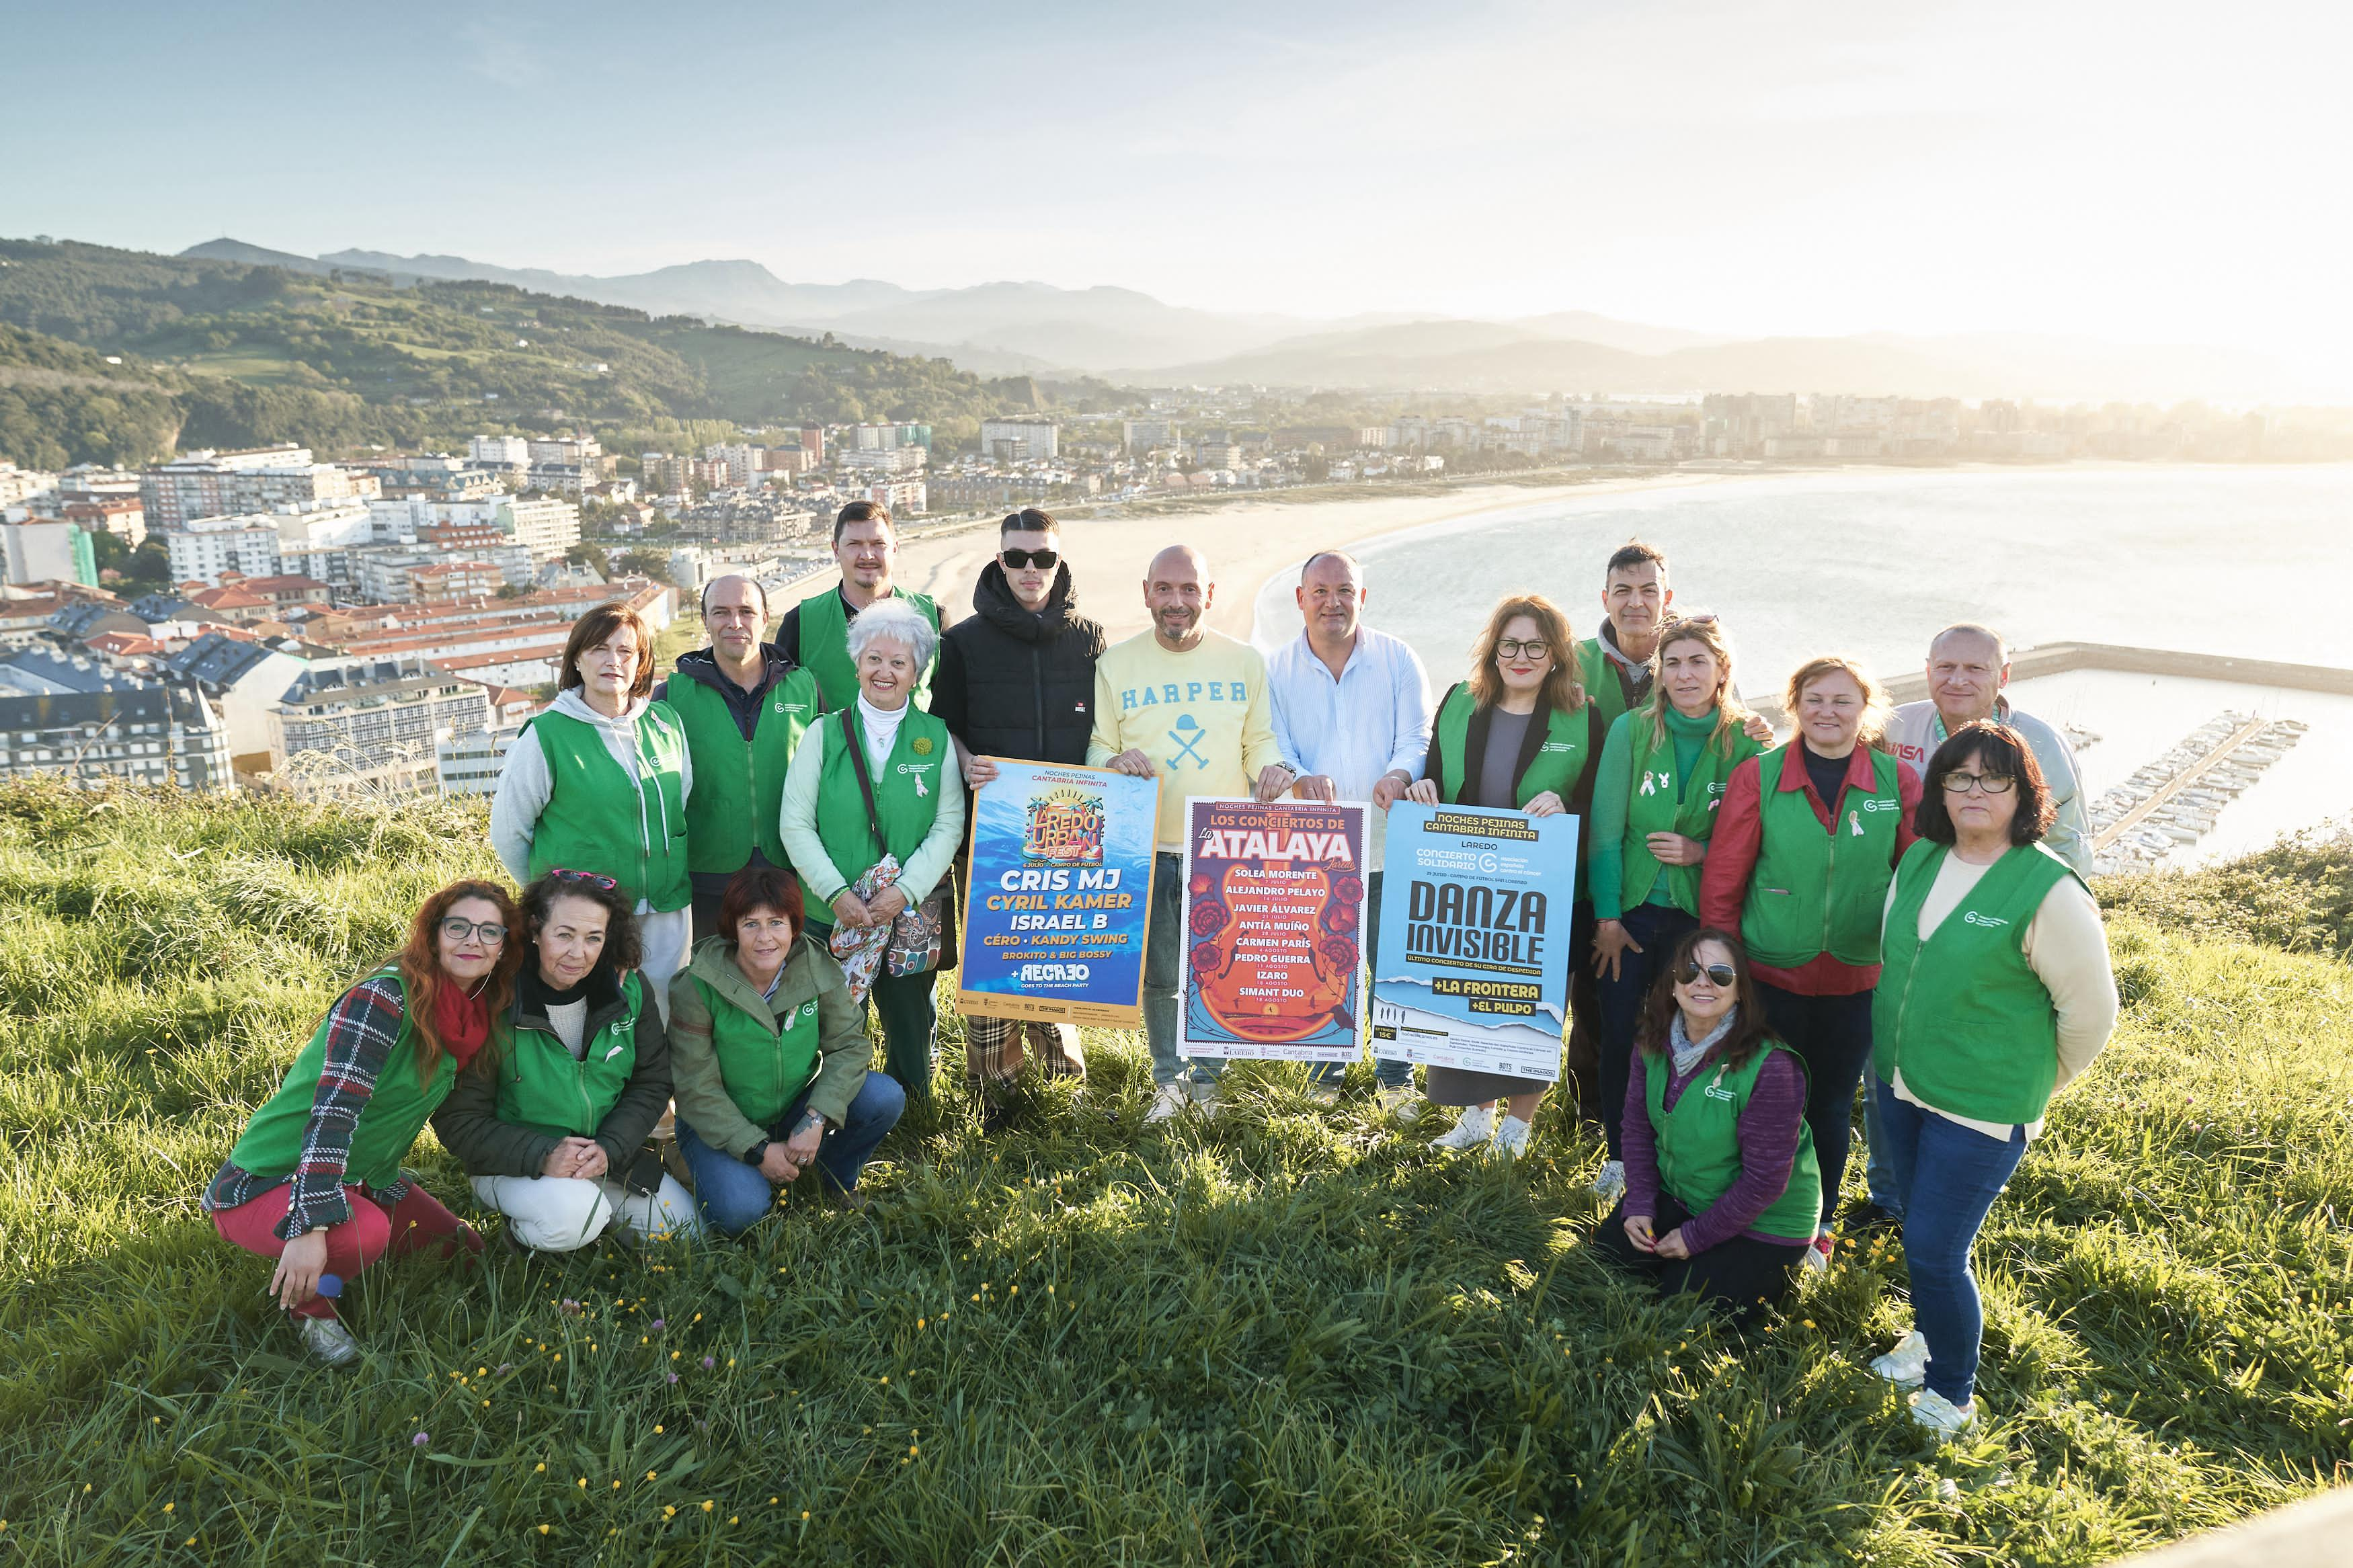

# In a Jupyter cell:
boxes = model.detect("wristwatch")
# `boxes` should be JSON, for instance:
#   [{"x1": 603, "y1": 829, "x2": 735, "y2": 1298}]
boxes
[{"x1": 741, "y1": 1139, "x2": 770, "y2": 1167}]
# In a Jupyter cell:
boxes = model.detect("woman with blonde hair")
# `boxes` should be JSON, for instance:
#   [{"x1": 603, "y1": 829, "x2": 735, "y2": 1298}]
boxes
[
  {"x1": 1406, "y1": 593, "x2": 1601, "y2": 1158},
  {"x1": 1700, "y1": 654, "x2": 1923, "y2": 1264},
  {"x1": 1587, "y1": 614, "x2": 1766, "y2": 1199},
  {"x1": 491, "y1": 601, "x2": 694, "y2": 1013}
]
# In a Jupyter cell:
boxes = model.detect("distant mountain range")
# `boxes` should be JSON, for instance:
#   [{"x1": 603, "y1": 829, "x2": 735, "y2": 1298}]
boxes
[{"x1": 180, "y1": 238, "x2": 2311, "y2": 401}]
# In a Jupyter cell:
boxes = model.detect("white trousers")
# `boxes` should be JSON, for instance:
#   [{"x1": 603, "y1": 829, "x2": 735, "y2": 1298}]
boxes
[
  {"x1": 637, "y1": 907, "x2": 692, "y2": 1026},
  {"x1": 471, "y1": 1171, "x2": 700, "y2": 1252}
]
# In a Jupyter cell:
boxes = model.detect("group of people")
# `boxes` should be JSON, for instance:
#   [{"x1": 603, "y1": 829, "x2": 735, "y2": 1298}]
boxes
[{"x1": 205, "y1": 501, "x2": 2118, "y2": 1441}]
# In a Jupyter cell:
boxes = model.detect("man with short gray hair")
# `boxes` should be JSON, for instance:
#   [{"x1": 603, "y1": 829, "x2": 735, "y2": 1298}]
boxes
[{"x1": 1886, "y1": 624, "x2": 2089, "y2": 873}]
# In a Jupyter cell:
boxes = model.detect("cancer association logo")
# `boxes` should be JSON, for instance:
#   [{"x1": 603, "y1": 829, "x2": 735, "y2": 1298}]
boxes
[{"x1": 1023, "y1": 787, "x2": 1106, "y2": 868}]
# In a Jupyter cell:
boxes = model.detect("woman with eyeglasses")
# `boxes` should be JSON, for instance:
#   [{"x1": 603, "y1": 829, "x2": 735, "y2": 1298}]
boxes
[
  {"x1": 1864, "y1": 721, "x2": 2116, "y2": 1438},
  {"x1": 779, "y1": 596, "x2": 967, "y2": 1102},
  {"x1": 433, "y1": 869, "x2": 699, "y2": 1251},
  {"x1": 668, "y1": 864, "x2": 906, "y2": 1229},
  {"x1": 204, "y1": 880, "x2": 524, "y2": 1366},
  {"x1": 1405, "y1": 593, "x2": 1601, "y2": 1159},
  {"x1": 1699, "y1": 655, "x2": 1924, "y2": 1270},
  {"x1": 1589, "y1": 614, "x2": 1767, "y2": 1202},
  {"x1": 492, "y1": 602, "x2": 694, "y2": 1021},
  {"x1": 1589, "y1": 927, "x2": 1820, "y2": 1321}
]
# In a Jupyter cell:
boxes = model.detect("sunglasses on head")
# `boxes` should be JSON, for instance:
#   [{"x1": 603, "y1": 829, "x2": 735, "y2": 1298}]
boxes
[
  {"x1": 1001, "y1": 548, "x2": 1059, "y2": 569},
  {"x1": 1676, "y1": 960, "x2": 1737, "y2": 987},
  {"x1": 548, "y1": 868, "x2": 619, "y2": 890}
]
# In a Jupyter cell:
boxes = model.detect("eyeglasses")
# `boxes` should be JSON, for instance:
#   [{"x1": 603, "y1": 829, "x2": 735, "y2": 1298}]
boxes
[
  {"x1": 1001, "y1": 548, "x2": 1059, "y2": 569},
  {"x1": 440, "y1": 916, "x2": 508, "y2": 944},
  {"x1": 1941, "y1": 772, "x2": 2016, "y2": 795},
  {"x1": 547, "y1": 868, "x2": 619, "y2": 889},
  {"x1": 1496, "y1": 637, "x2": 1550, "y2": 660},
  {"x1": 1675, "y1": 961, "x2": 1737, "y2": 987}
]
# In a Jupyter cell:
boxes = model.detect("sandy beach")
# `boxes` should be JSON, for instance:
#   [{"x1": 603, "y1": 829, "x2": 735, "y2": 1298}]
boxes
[{"x1": 807, "y1": 470, "x2": 1749, "y2": 644}]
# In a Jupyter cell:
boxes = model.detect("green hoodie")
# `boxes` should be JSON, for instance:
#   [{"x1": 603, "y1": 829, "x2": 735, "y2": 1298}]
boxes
[{"x1": 666, "y1": 935, "x2": 873, "y2": 1157}]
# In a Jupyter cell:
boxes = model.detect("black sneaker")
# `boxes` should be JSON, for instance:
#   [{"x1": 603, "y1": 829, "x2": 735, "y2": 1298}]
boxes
[{"x1": 1841, "y1": 1202, "x2": 1903, "y2": 1238}]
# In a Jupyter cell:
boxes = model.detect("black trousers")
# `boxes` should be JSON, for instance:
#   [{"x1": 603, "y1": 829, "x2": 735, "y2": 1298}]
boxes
[
  {"x1": 1589, "y1": 1191, "x2": 1805, "y2": 1324},
  {"x1": 1755, "y1": 981, "x2": 1875, "y2": 1230}
]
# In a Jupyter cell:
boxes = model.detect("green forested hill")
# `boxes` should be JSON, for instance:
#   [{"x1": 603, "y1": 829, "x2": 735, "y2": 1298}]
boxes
[{"x1": 0, "y1": 237, "x2": 1036, "y2": 463}]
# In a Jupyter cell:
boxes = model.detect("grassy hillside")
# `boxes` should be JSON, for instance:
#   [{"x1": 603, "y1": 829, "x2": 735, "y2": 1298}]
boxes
[
  {"x1": 0, "y1": 238, "x2": 1040, "y2": 461},
  {"x1": 0, "y1": 783, "x2": 2345, "y2": 1564}
]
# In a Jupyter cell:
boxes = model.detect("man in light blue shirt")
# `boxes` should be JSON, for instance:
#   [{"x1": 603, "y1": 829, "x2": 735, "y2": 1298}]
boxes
[{"x1": 1266, "y1": 550, "x2": 1433, "y2": 1106}]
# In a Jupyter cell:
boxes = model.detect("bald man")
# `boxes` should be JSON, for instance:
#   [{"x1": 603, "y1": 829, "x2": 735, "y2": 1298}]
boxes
[
  {"x1": 654, "y1": 573, "x2": 824, "y2": 940},
  {"x1": 1088, "y1": 544, "x2": 1292, "y2": 1124}
]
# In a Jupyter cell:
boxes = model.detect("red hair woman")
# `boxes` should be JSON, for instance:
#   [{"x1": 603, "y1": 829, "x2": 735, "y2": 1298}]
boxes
[{"x1": 204, "y1": 880, "x2": 523, "y2": 1366}]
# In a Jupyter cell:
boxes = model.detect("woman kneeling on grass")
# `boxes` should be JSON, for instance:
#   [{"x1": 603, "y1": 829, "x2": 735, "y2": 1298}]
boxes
[
  {"x1": 669, "y1": 864, "x2": 905, "y2": 1230},
  {"x1": 432, "y1": 869, "x2": 699, "y2": 1251},
  {"x1": 204, "y1": 880, "x2": 524, "y2": 1367},
  {"x1": 1590, "y1": 927, "x2": 1821, "y2": 1323},
  {"x1": 1865, "y1": 721, "x2": 2116, "y2": 1438}
]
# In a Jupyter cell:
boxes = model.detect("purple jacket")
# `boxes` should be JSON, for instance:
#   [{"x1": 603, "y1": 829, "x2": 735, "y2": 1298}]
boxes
[{"x1": 1622, "y1": 1044, "x2": 1809, "y2": 1252}]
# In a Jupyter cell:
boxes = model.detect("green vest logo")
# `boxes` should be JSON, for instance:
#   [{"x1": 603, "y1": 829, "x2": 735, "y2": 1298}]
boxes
[
  {"x1": 1540, "y1": 741, "x2": 1572, "y2": 754},
  {"x1": 1962, "y1": 911, "x2": 2011, "y2": 927},
  {"x1": 774, "y1": 699, "x2": 806, "y2": 714},
  {"x1": 898, "y1": 759, "x2": 936, "y2": 797}
]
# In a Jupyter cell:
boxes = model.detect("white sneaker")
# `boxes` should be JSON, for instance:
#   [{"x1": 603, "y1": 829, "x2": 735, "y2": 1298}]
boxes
[
  {"x1": 1304, "y1": 1081, "x2": 1342, "y2": 1107},
  {"x1": 1589, "y1": 1159, "x2": 1626, "y2": 1201},
  {"x1": 1430, "y1": 1105, "x2": 1494, "y2": 1152},
  {"x1": 1144, "y1": 1082, "x2": 1189, "y2": 1125},
  {"x1": 1193, "y1": 1083, "x2": 1222, "y2": 1122},
  {"x1": 1908, "y1": 1387, "x2": 1977, "y2": 1439},
  {"x1": 296, "y1": 1314, "x2": 361, "y2": 1368},
  {"x1": 1801, "y1": 1235, "x2": 1833, "y2": 1275},
  {"x1": 1491, "y1": 1114, "x2": 1533, "y2": 1159},
  {"x1": 1376, "y1": 1085, "x2": 1423, "y2": 1124},
  {"x1": 1871, "y1": 1329, "x2": 1930, "y2": 1389}
]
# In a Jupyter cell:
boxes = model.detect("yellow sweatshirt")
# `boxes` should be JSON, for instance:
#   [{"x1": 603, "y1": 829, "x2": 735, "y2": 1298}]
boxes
[{"x1": 1086, "y1": 628, "x2": 1285, "y2": 851}]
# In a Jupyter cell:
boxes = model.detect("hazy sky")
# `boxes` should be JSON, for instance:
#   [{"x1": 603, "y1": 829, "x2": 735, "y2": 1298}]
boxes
[{"x1": 8, "y1": 0, "x2": 2350, "y2": 366}]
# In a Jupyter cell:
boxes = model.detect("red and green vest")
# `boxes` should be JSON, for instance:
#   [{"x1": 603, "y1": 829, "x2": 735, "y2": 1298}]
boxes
[
  {"x1": 229, "y1": 967, "x2": 450, "y2": 1188},
  {"x1": 1741, "y1": 744, "x2": 1905, "y2": 968},
  {"x1": 1618, "y1": 710, "x2": 1762, "y2": 915},
  {"x1": 493, "y1": 971, "x2": 646, "y2": 1140},
  {"x1": 801, "y1": 704, "x2": 953, "y2": 917},
  {"x1": 1575, "y1": 636, "x2": 1642, "y2": 731},
  {"x1": 524, "y1": 706, "x2": 691, "y2": 913},
  {"x1": 662, "y1": 667, "x2": 822, "y2": 876},
  {"x1": 1872, "y1": 841, "x2": 2081, "y2": 1125},
  {"x1": 1647, "y1": 1040, "x2": 1822, "y2": 1242},
  {"x1": 796, "y1": 587, "x2": 941, "y2": 711},
  {"x1": 688, "y1": 971, "x2": 824, "y2": 1128}
]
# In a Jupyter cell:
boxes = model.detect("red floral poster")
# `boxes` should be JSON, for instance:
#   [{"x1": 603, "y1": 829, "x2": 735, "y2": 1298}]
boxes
[{"x1": 1177, "y1": 796, "x2": 1368, "y2": 1061}]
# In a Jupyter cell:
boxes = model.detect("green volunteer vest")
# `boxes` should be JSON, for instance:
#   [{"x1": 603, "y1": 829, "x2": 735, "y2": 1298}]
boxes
[
  {"x1": 1618, "y1": 710, "x2": 1761, "y2": 914},
  {"x1": 1575, "y1": 636, "x2": 1641, "y2": 731},
  {"x1": 1647, "y1": 1040, "x2": 1823, "y2": 1242},
  {"x1": 795, "y1": 587, "x2": 941, "y2": 712},
  {"x1": 229, "y1": 966, "x2": 451, "y2": 1189},
  {"x1": 664, "y1": 667, "x2": 822, "y2": 876},
  {"x1": 1429, "y1": 684, "x2": 1593, "y2": 809},
  {"x1": 691, "y1": 970, "x2": 824, "y2": 1128},
  {"x1": 493, "y1": 971, "x2": 646, "y2": 1140},
  {"x1": 1741, "y1": 744, "x2": 1905, "y2": 968},
  {"x1": 801, "y1": 704, "x2": 952, "y2": 916},
  {"x1": 1872, "y1": 841, "x2": 2081, "y2": 1125},
  {"x1": 524, "y1": 708, "x2": 691, "y2": 913}
]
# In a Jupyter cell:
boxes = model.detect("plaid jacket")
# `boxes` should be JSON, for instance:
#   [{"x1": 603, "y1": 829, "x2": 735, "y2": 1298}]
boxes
[{"x1": 202, "y1": 977, "x2": 418, "y2": 1241}]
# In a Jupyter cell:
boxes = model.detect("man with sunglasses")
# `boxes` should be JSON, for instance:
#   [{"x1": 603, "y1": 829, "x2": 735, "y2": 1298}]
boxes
[
  {"x1": 1265, "y1": 549, "x2": 1431, "y2": 1114},
  {"x1": 929, "y1": 509, "x2": 1107, "y2": 1109},
  {"x1": 653, "y1": 574, "x2": 824, "y2": 942}
]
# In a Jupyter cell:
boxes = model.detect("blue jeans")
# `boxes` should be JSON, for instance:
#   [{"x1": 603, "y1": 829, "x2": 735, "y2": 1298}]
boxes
[
  {"x1": 1144, "y1": 852, "x2": 1224, "y2": 1087},
  {"x1": 1757, "y1": 982, "x2": 1876, "y2": 1231},
  {"x1": 674, "y1": 1072, "x2": 907, "y2": 1237},
  {"x1": 1862, "y1": 1077, "x2": 1904, "y2": 1216},
  {"x1": 1311, "y1": 869, "x2": 1411, "y2": 1090},
  {"x1": 1595, "y1": 902, "x2": 1700, "y2": 1159},
  {"x1": 1872, "y1": 1077, "x2": 2028, "y2": 1407}
]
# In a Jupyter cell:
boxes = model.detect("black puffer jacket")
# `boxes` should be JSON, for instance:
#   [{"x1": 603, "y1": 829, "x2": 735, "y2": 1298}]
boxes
[{"x1": 929, "y1": 562, "x2": 1106, "y2": 765}]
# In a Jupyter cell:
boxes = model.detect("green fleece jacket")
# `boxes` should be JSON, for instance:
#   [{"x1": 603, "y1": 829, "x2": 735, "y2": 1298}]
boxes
[
  {"x1": 430, "y1": 963, "x2": 674, "y2": 1188},
  {"x1": 665, "y1": 934, "x2": 871, "y2": 1158}
]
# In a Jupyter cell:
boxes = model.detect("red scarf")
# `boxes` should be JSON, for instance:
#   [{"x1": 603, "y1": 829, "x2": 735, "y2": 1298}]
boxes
[{"x1": 432, "y1": 979, "x2": 492, "y2": 1073}]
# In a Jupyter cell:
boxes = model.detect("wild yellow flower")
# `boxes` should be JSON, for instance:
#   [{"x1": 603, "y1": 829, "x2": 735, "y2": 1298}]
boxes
[
  {"x1": 534, "y1": 1462, "x2": 545, "y2": 1473},
  {"x1": 701, "y1": 1500, "x2": 714, "y2": 1512},
  {"x1": 654, "y1": 1425, "x2": 664, "y2": 1434},
  {"x1": 537, "y1": 1524, "x2": 550, "y2": 1535},
  {"x1": 645, "y1": 1471, "x2": 657, "y2": 1481}
]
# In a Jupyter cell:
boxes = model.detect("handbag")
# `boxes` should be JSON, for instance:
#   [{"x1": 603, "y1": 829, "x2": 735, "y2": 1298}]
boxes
[{"x1": 838, "y1": 708, "x2": 957, "y2": 976}]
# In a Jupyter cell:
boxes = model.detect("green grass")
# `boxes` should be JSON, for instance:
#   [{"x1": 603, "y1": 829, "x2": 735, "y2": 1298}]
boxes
[{"x1": 0, "y1": 783, "x2": 2346, "y2": 1565}]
